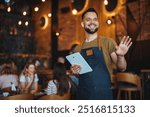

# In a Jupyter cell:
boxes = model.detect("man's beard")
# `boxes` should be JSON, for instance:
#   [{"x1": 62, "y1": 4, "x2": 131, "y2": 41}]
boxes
[{"x1": 84, "y1": 27, "x2": 98, "y2": 34}]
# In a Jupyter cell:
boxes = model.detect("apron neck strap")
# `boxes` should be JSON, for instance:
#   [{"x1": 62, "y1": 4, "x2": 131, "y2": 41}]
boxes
[
  {"x1": 80, "y1": 36, "x2": 101, "y2": 50},
  {"x1": 97, "y1": 37, "x2": 101, "y2": 48}
]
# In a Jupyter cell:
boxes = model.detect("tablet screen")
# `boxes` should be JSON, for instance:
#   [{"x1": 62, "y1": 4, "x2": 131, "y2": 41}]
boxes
[{"x1": 66, "y1": 52, "x2": 93, "y2": 74}]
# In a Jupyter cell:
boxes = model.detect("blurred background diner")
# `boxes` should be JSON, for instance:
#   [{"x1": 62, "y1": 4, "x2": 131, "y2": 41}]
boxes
[{"x1": 0, "y1": 0, "x2": 150, "y2": 100}]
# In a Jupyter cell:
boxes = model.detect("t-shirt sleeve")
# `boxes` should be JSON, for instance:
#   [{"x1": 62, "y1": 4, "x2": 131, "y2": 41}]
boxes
[
  {"x1": 34, "y1": 74, "x2": 39, "y2": 82},
  {"x1": 19, "y1": 75, "x2": 26, "y2": 82},
  {"x1": 74, "y1": 45, "x2": 82, "y2": 52},
  {"x1": 107, "y1": 38, "x2": 117, "y2": 54},
  {"x1": 46, "y1": 80, "x2": 57, "y2": 95}
]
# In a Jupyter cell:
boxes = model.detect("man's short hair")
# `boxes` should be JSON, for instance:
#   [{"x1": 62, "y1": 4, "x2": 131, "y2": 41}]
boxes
[{"x1": 82, "y1": 8, "x2": 98, "y2": 20}]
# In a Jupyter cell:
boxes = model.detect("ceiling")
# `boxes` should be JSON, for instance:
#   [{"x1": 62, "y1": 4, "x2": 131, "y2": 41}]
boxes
[
  {"x1": 0, "y1": 0, "x2": 41, "y2": 5},
  {"x1": 0, "y1": 0, "x2": 42, "y2": 16}
]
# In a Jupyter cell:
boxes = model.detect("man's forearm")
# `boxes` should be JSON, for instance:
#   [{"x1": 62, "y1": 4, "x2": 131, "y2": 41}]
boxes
[{"x1": 116, "y1": 55, "x2": 127, "y2": 71}]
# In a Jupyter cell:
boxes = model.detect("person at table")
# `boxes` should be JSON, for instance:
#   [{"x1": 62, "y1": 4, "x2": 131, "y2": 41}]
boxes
[{"x1": 19, "y1": 61, "x2": 39, "y2": 94}]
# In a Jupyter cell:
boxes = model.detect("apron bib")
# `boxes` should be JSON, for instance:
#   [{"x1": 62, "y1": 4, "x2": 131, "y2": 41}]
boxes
[{"x1": 77, "y1": 44, "x2": 113, "y2": 100}]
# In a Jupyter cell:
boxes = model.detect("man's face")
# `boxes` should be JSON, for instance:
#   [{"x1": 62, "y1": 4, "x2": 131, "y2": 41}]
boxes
[{"x1": 82, "y1": 12, "x2": 99, "y2": 34}]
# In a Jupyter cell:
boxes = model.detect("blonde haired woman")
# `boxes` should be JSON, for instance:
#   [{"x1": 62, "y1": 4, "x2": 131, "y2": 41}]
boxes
[{"x1": 19, "y1": 62, "x2": 39, "y2": 94}]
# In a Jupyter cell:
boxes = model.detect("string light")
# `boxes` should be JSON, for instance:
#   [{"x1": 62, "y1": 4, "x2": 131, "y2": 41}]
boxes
[
  {"x1": 7, "y1": 6, "x2": 11, "y2": 12},
  {"x1": 48, "y1": 13, "x2": 52, "y2": 17},
  {"x1": 41, "y1": 0, "x2": 46, "y2": 2},
  {"x1": 72, "y1": 9, "x2": 78, "y2": 15},
  {"x1": 25, "y1": 21, "x2": 29, "y2": 26},
  {"x1": 34, "y1": 7, "x2": 39, "y2": 12},
  {"x1": 106, "y1": 18, "x2": 112, "y2": 25},
  {"x1": 18, "y1": 21, "x2": 22, "y2": 25},
  {"x1": 56, "y1": 32, "x2": 60, "y2": 36},
  {"x1": 23, "y1": 11, "x2": 27, "y2": 16},
  {"x1": 104, "y1": 0, "x2": 108, "y2": 5}
]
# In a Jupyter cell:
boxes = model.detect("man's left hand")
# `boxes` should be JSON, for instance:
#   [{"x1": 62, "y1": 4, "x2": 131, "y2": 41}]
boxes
[{"x1": 115, "y1": 36, "x2": 132, "y2": 56}]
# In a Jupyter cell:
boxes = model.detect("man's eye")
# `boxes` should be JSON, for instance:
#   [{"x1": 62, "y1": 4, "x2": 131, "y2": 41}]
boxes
[
  {"x1": 86, "y1": 19, "x2": 90, "y2": 21},
  {"x1": 94, "y1": 18, "x2": 98, "y2": 21}
]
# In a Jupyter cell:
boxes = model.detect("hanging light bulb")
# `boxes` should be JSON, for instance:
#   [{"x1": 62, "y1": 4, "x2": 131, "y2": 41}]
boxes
[
  {"x1": 23, "y1": 11, "x2": 27, "y2": 16},
  {"x1": 48, "y1": 13, "x2": 52, "y2": 17},
  {"x1": 72, "y1": 9, "x2": 78, "y2": 15},
  {"x1": 25, "y1": 21, "x2": 29, "y2": 26},
  {"x1": 34, "y1": 7, "x2": 39, "y2": 12},
  {"x1": 104, "y1": 0, "x2": 108, "y2": 5},
  {"x1": 106, "y1": 18, "x2": 112, "y2": 25},
  {"x1": 18, "y1": 21, "x2": 22, "y2": 25},
  {"x1": 41, "y1": 0, "x2": 46, "y2": 2},
  {"x1": 7, "y1": 6, "x2": 11, "y2": 12},
  {"x1": 56, "y1": 32, "x2": 60, "y2": 36}
]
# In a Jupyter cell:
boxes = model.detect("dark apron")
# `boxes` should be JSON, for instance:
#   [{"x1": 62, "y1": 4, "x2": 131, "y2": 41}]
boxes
[{"x1": 77, "y1": 46, "x2": 113, "y2": 100}]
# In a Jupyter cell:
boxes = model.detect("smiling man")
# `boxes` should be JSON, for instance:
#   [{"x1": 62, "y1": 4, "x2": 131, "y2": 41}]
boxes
[{"x1": 71, "y1": 8, "x2": 132, "y2": 100}]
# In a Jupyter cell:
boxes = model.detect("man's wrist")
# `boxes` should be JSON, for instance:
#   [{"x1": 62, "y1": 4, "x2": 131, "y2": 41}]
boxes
[{"x1": 115, "y1": 51, "x2": 124, "y2": 57}]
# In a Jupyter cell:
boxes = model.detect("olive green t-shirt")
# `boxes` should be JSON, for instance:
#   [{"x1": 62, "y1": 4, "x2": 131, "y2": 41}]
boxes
[{"x1": 75, "y1": 36, "x2": 117, "y2": 76}]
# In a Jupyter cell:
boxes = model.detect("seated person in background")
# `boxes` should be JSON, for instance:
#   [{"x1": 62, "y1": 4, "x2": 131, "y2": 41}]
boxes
[
  {"x1": 0, "y1": 64, "x2": 18, "y2": 94},
  {"x1": 45, "y1": 62, "x2": 73, "y2": 96},
  {"x1": 57, "y1": 56, "x2": 65, "y2": 64},
  {"x1": 68, "y1": 44, "x2": 79, "y2": 86},
  {"x1": 35, "y1": 59, "x2": 46, "y2": 91},
  {"x1": 19, "y1": 61, "x2": 39, "y2": 94}
]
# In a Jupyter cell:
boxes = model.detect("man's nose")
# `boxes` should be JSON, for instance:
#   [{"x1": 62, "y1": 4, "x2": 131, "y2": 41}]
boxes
[
  {"x1": 90, "y1": 19, "x2": 96, "y2": 24},
  {"x1": 90, "y1": 20, "x2": 94, "y2": 23}
]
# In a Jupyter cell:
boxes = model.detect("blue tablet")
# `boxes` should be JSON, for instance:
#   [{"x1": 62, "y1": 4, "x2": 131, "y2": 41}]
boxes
[{"x1": 66, "y1": 52, "x2": 93, "y2": 74}]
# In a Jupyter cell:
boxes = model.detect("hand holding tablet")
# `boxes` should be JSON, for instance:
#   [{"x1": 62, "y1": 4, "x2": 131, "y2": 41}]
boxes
[
  {"x1": 66, "y1": 52, "x2": 93, "y2": 74},
  {"x1": 71, "y1": 64, "x2": 81, "y2": 74}
]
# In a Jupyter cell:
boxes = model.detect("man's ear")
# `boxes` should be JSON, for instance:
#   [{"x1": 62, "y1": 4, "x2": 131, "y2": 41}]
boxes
[{"x1": 81, "y1": 22, "x2": 84, "y2": 28}]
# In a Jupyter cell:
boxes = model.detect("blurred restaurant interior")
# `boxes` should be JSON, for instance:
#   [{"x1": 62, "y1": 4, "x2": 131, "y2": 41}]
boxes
[{"x1": 0, "y1": 0, "x2": 150, "y2": 100}]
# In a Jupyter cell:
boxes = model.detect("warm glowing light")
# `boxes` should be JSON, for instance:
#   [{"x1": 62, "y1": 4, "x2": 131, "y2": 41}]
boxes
[
  {"x1": 71, "y1": 0, "x2": 89, "y2": 15},
  {"x1": 18, "y1": 21, "x2": 22, "y2": 25},
  {"x1": 72, "y1": 9, "x2": 78, "y2": 15},
  {"x1": 34, "y1": 7, "x2": 39, "y2": 12},
  {"x1": 106, "y1": 19, "x2": 112, "y2": 25},
  {"x1": 23, "y1": 11, "x2": 27, "y2": 16},
  {"x1": 104, "y1": 0, "x2": 108, "y2": 5},
  {"x1": 48, "y1": 13, "x2": 52, "y2": 17},
  {"x1": 56, "y1": 32, "x2": 60, "y2": 36},
  {"x1": 41, "y1": 15, "x2": 48, "y2": 30},
  {"x1": 25, "y1": 21, "x2": 29, "y2": 26},
  {"x1": 41, "y1": 0, "x2": 46, "y2": 2},
  {"x1": 7, "y1": 7, "x2": 11, "y2": 12}
]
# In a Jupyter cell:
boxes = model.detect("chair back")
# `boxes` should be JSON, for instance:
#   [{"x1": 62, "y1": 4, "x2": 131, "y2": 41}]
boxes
[
  {"x1": 115, "y1": 73, "x2": 141, "y2": 87},
  {"x1": 39, "y1": 93, "x2": 71, "y2": 100},
  {"x1": 111, "y1": 74, "x2": 117, "y2": 88},
  {"x1": 115, "y1": 73, "x2": 142, "y2": 100},
  {"x1": 111, "y1": 74, "x2": 117, "y2": 85},
  {"x1": 0, "y1": 93, "x2": 33, "y2": 100}
]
